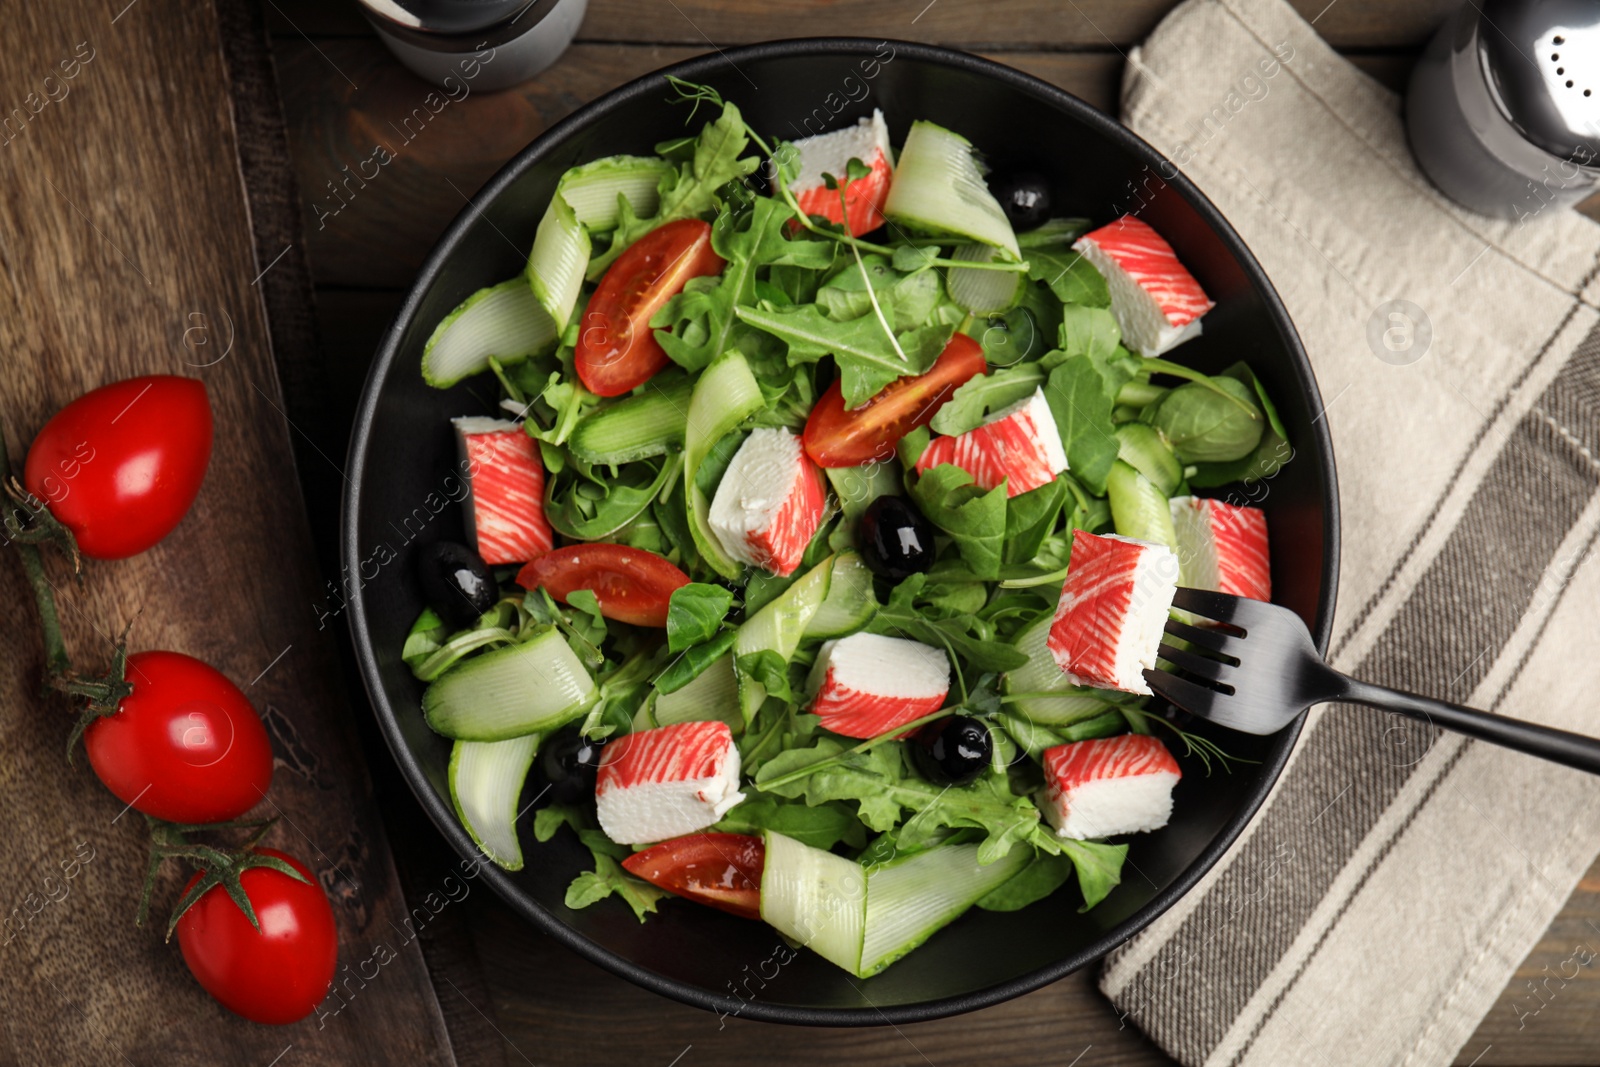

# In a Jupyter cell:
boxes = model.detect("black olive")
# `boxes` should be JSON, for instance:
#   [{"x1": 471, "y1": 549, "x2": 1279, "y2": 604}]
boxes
[
  {"x1": 909, "y1": 716, "x2": 993, "y2": 787},
  {"x1": 990, "y1": 171, "x2": 1052, "y2": 232},
  {"x1": 417, "y1": 541, "x2": 498, "y2": 628},
  {"x1": 859, "y1": 496, "x2": 936, "y2": 580},
  {"x1": 535, "y1": 726, "x2": 609, "y2": 806}
]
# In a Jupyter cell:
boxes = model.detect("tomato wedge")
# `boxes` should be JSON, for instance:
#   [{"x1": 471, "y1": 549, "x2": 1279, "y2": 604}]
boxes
[
  {"x1": 802, "y1": 332, "x2": 987, "y2": 468},
  {"x1": 515, "y1": 543, "x2": 690, "y2": 627},
  {"x1": 621, "y1": 833, "x2": 765, "y2": 919},
  {"x1": 575, "y1": 219, "x2": 726, "y2": 397}
]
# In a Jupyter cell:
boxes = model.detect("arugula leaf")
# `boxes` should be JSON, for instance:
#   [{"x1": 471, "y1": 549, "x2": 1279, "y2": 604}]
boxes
[
  {"x1": 534, "y1": 805, "x2": 668, "y2": 921},
  {"x1": 928, "y1": 364, "x2": 1045, "y2": 436},
  {"x1": 908, "y1": 463, "x2": 1008, "y2": 580},
  {"x1": 1026, "y1": 248, "x2": 1110, "y2": 307},
  {"x1": 1004, "y1": 478, "x2": 1066, "y2": 565},
  {"x1": 710, "y1": 794, "x2": 865, "y2": 850},
  {"x1": 815, "y1": 255, "x2": 941, "y2": 329},
  {"x1": 545, "y1": 457, "x2": 676, "y2": 542},
  {"x1": 1061, "y1": 838, "x2": 1127, "y2": 910},
  {"x1": 666, "y1": 582, "x2": 733, "y2": 653},
  {"x1": 871, "y1": 574, "x2": 1027, "y2": 673},
  {"x1": 1044, "y1": 355, "x2": 1121, "y2": 495},
  {"x1": 975, "y1": 850, "x2": 1075, "y2": 911},
  {"x1": 735, "y1": 303, "x2": 941, "y2": 409},
  {"x1": 654, "y1": 628, "x2": 739, "y2": 693}
]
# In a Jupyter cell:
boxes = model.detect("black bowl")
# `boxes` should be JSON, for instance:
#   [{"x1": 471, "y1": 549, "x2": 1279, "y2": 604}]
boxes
[{"x1": 343, "y1": 38, "x2": 1339, "y2": 1025}]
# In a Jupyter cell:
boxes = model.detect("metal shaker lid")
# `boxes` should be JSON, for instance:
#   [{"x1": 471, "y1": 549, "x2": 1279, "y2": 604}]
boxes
[
  {"x1": 1478, "y1": 0, "x2": 1600, "y2": 163},
  {"x1": 357, "y1": 0, "x2": 542, "y2": 35}
]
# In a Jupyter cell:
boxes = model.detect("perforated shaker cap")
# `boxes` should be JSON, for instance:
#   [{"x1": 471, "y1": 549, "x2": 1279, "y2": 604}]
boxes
[
  {"x1": 356, "y1": 0, "x2": 538, "y2": 35},
  {"x1": 1479, "y1": 0, "x2": 1600, "y2": 164}
]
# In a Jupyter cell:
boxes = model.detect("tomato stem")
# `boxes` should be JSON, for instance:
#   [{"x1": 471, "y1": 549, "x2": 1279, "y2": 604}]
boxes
[
  {"x1": 136, "y1": 816, "x2": 306, "y2": 936},
  {"x1": 14, "y1": 542, "x2": 72, "y2": 679}
]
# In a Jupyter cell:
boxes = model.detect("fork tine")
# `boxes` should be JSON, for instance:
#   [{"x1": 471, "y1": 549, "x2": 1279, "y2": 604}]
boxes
[
  {"x1": 1157, "y1": 643, "x2": 1232, "y2": 685},
  {"x1": 1163, "y1": 617, "x2": 1241, "y2": 656},
  {"x1": 1171, "y1": 587, "x2": 1244, "y2": 624},
  {"x1": 1143, "y1": 668, "x2": 1220, "y2": 716}
]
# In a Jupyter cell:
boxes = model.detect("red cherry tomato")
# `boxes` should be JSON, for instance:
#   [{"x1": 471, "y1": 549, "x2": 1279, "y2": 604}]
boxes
[
  {"x1": 622, "y1": 833, "x2": 765, "y2": 919},
  {"x1": 24, "y1": 375, "x2": 213, "y2": 559},
  {"x1": 175, "y1": 848, "x2": 338, "y2": 1025},
  {"x1": 516, "y1": 543, "x2": 690, "y2": 627},
  {"x1": 803, "y1": 333, "x2": 987, "y2": 468},
  {"x1": 575, "y1": 219, "x2": 725, "y2": 397},
  {"x1": 84, "y1": 650, "x2": 274, "y2": 824}
]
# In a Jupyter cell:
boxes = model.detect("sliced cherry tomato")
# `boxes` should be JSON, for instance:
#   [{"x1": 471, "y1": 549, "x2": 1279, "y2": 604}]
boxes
[
  {"x1": 175, "y1": 848, "x2": 338, "y2": 1025},
  {"x1": 803, "y1": 333, "x2": 986, "y2": 468},
  {"x1": 622, "y1": 832, "x2": 765, "y2": 919},
  {"x1": 575, "y1": 219, "x2": 725, "y2": 397},
  {"x1": 24, "y1": 375, "x2": 213, "y2": 559},
  {"x1": 84, "y1": 650, "x2": 274, "y2": 824},
  {"x1": 516, "y1": 543, "x2": 690, "y2": 627}
]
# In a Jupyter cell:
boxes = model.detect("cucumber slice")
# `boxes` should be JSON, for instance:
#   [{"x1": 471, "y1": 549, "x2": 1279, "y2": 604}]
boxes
[
  {"x1": 641, "y1": 652, "x2": 742, "y2": 731},
  {"x1": 1115, "y1": 423, "x2": 1182, "y2": 497},
  {"x1": 760, "y1": 831, "x2": 866, "y2": 975},
  {"x1": 858, "y1": 842, "x2": 1030, "y2": 977},
  {"x1": 422, "y1": 628, "x2": 596, "y2": 741},
  {"x1": 946, "y1": 244, "x2": 1024, "y2": 314},
  {"x1": 567, "y1": 374, "x2": 694, "y2": 465},
  {"x1": 824, "y1": 460, "x2": 902, "y2": 526},
  {"x1": 803, "y1": 552, "x2": 877, "y2": 639},
  {"x1": 684, "y1": 352, "x2": 765, "y2": 580},
  {"x1": 421, "y1": 278, "x2": 559, "y2": 389},
  {"x1": 1107, "y1": 460, "x2": 1177, "y2": 550},
  {"x1": 1004, "y1": 613, "x2": 1124, "y2": 725},
  {"x1": 556, "y1": 155, "x2": 671, "y2": 231},
  {"x1": 449, "y1": 734, "x2": 540, "y2": 870},
  {"x1": 526, "y1": 193, "x2": 590, "y2": 331},
  {"x1": 883, "y1": 121, "x2": 1019, "y2": 257},
  {"x1": 734, "y1": 556, "x2": 834, "y2": 720}
]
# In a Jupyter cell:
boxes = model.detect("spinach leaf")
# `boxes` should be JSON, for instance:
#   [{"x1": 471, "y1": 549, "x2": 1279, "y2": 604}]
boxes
[
  {"x1": 666, "y1": 582, "x2": 733, "y2": 653},
  {"x1": 1056, "y1": 304, "x2": 1122, "y2": 362},
  {"x1": 1026, "y1": 248, "x2": 1110, "y2": 308},
  {"x1": 908, "y1": 463, "x2": 1008, "y2": 580},
  {"x1": 975, "y1": 850, "x2": 1075, "y2": 911},
  {"x1": 927, "y1": 364, "x2": 1045, "y2": 436},
  {"x1": 1149, "y1": 377, "x2": 1264, "y2": 463},
  {"x1": 1062, "y1": 838, "x2": 1127, "y2": 910},
  {"x1": 1004, "y1": 478, "x2": 1067, "y2": 565},
  {"x1": 654, "y1": 628, "x2": 739, "y2": 694},
  {"x1": 1016, "y1": 217, "x2": 1091, "y2": 249},
  {"x1": 402, "y1": 608, "x2": 449, "y2": 671},
  {"x1": 1220, "y1": 360, "x2": 1289, "y2": 440},
  {"x1": 1044, "y1": 355, "x2": 1121, "y2": 495},
  {"x1": 735, "y1": 649, "x2": 795, "y2": 703},
  {"x1": 710, "y1": 794, "x2": 865, "y2": 850}
]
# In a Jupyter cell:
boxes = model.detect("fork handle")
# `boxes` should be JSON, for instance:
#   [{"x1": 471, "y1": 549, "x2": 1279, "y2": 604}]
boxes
[{"x1": 1339, "y1": 677, "x2": 1600, "y2": 775}]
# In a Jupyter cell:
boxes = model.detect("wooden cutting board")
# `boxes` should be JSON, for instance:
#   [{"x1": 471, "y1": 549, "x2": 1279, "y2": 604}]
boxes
[{"x1": 0, "y1": 1, "x2": 459, "y2": 1062}]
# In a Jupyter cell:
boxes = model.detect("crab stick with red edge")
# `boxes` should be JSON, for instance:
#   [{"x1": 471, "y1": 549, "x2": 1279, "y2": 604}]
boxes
[
  {"x1": 1072, "y1": 216, "x2": 1214, "y2": 357},
  {"x1": 788, "y1": 109, "x2": 894, "y2": 237},
  {"x1": 1047, "y1": 529, "x2": 1179, "y2": 695},
  {"x1": 806, "y1": 632, "x2": 950, "y2": 739},
  {"x1": 1170, "y1": 496, "x2": 1271, "y2": 601},
  {"x1": 708, "y1": 427, "x2": 832, "y2": 577},
  {"x1": 595, "y1": 721, "x2": 745, "y2": 845},
  {"x1": 914, "y1": 388, "x2": 1067, "y2": 498},
  {"x1": 1038, "y1": 733, "x2": 1181, "y2": 840},
  {"x1": 452, "y1": 417, "x2": 554, "y2": 566}
]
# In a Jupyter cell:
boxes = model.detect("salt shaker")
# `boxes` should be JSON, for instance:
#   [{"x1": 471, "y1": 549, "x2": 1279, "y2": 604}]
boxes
[
  {"x1": 1406, "y1": 0, "x2": 1600, "y2": 220},
  {"x1": 357, "y1": 0, "x2": 587, "y2": 93}
]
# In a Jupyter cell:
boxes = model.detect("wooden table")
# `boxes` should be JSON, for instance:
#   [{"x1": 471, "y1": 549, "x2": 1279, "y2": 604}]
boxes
[{"x1": 12, "y1": 1, "x2": 1594, "y2": 1063}]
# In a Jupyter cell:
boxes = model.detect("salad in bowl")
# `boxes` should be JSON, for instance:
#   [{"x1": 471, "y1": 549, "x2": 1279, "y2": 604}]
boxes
[{"x1": 396, "y1": 78, "x2": 1290, "y2": 981}]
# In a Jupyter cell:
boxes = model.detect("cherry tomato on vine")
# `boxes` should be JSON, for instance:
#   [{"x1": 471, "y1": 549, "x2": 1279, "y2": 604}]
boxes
[
  {"x1": 802, "y1": 333, "x2": 986, "y2": 468},
  {"x1": 83, "y1": 650, "x2": 273, "y2": 824},
  {"x1": 23, "y1": 375, "x2": 213, "y2": 559},
  {"x1": 174, "y1": 848, "x2": 337, "y2": 1025},
  {"x1": 622, "y1": 833, "x2": 765, "y2": 919},
  {"x1": 574, "y1": 219, "x2": 725, "y2": 397},
  {"x1": 516, "y1": 543, "x2": 690, "y2": 627}
]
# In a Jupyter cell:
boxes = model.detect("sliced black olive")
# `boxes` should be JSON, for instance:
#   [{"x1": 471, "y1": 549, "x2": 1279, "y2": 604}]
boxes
[
  {"x1": 990, "y1": 171, "x2": 1052, "y2": 232},
  {"x1": 909, "y1": 715, "x2": 993, "y2": 787},
  {"x1": 417, "y1": 541, "x2": 497, "y2": 628},
  {"x1": 859, "y1": 496, "x2": 936, "y2": 580},
  {"x1": 535, "y1": 726, "x2": 609, "y2": 806}
]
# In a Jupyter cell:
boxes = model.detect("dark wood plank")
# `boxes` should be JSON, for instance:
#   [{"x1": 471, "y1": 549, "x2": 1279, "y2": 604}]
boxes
[
  {"x1": 268, "y1": 0, "x2": 1458, "y2": 49},
  {"x1": 0, "y1": 2, "x2": 455, "y2": 1063}
]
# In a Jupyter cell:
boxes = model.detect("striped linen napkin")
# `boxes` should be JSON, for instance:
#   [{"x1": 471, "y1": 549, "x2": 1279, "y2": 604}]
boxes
[{"x1": 1098, "y1": 1, "x2": 1600, "y2": 1064}]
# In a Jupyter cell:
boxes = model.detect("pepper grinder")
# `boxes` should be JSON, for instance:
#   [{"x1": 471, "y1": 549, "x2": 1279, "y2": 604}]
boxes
[
  {"x1": 357, "y1": 0, "x2": 587, "y2": 93},
  {"x1": 1407, "y1": 0, "x2": 1600, "y2": 220}
]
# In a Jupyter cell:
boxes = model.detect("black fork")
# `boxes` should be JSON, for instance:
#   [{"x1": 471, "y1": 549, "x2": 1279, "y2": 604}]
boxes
[{"x1": 1145, "y1": 588, "x2": 1600, "y2": 776}]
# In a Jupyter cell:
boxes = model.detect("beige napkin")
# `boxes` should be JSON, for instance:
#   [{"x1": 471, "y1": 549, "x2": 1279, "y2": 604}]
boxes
[{"x1": 1098, "y1": 1, "x2": 1600, "y2": 1064}]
